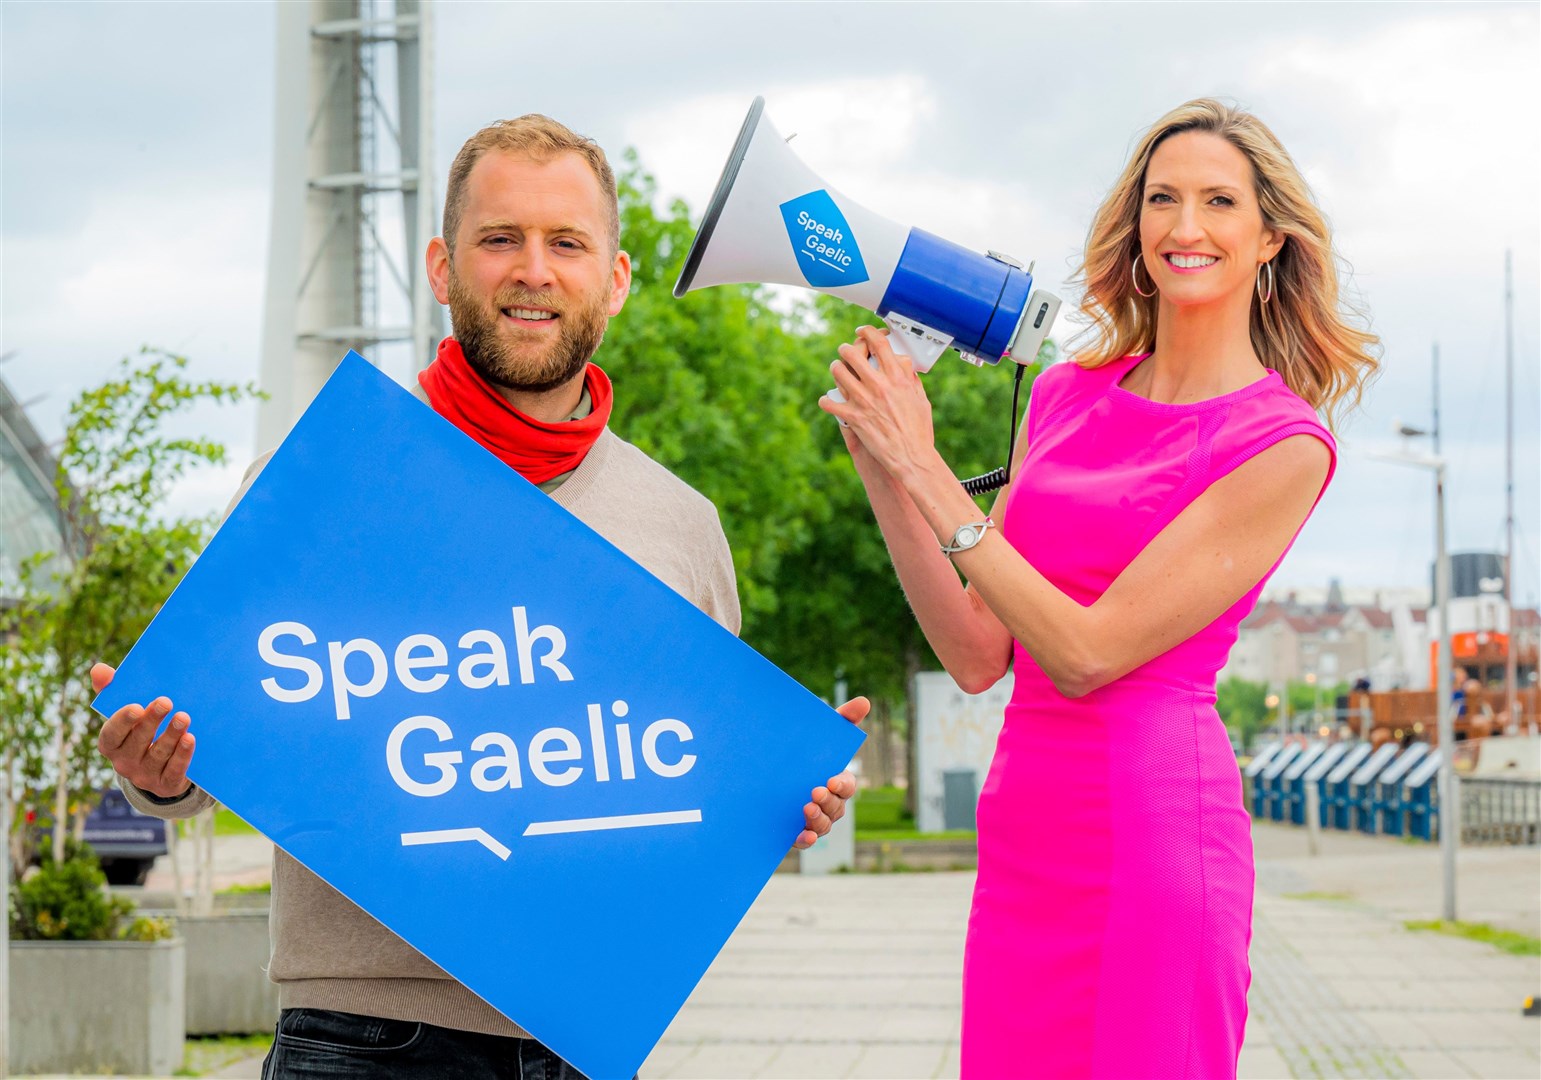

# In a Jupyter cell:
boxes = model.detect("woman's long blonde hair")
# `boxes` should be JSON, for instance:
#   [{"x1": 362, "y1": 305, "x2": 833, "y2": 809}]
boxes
[{"x1": 1069, "y1": 99, "x2": 1379, "y2": 430}]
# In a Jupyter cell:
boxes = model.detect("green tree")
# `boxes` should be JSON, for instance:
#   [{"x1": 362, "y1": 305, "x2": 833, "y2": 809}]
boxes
[
  {"x1": 1286, "y1": 678, "x2": 1350, "y2": 732},
  {"x1": 1216, "y1": 676, "x2": 1271, "y2": 751},
  {"x1": 0, "y1": 349, "x2": 258, "y2": 866}
]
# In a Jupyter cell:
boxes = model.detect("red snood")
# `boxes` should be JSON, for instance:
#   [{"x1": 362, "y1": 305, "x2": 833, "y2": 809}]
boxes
[{"x1": 417, "y1": 338, "x2": 613, "y2": 485}]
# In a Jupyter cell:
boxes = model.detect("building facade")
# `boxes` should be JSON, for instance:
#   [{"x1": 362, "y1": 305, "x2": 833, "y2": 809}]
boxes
[
  {"x1": 0, "y1": 371, "x2": 66, "y2": 604},
  {"x1": 1224, "y1": 575, "x2": 1539, "y2": 694}
]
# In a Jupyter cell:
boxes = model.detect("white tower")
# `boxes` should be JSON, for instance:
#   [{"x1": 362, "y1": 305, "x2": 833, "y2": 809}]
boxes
[{"x1": 257, "y1": 0, "x2": 443, "y2": 453}]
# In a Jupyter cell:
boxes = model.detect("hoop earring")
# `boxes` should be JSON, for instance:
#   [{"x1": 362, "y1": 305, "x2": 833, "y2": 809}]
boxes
[
  {"x1": 1131, "y1": 255, "x2": 1157, "y2": 298},
  {"x1": 1256, "y1": 261, "x2": 1275, "y2": 304}
]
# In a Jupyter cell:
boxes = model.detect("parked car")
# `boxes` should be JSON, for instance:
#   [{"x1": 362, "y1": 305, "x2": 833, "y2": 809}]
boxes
[{"x1": 82, "y1": 788, "x2": 169, "y2": 885}]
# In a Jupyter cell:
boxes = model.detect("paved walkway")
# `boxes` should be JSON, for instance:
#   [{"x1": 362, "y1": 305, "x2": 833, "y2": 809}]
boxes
[
  {"x1": 1240, "y1": 823, "x2": 1539, "y2": 1080},
  {"x1": 199, "y1": 824, "x2": 1539, "y2": 1079},
  {"x1": 638, "y1": 824, "x2": 1540, "y2": 1079}
]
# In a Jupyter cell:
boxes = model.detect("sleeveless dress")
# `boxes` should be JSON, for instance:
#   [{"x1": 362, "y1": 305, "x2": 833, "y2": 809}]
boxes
[{"x1": 963, "y1": 354, "x2": 1336, "y2": 1079}]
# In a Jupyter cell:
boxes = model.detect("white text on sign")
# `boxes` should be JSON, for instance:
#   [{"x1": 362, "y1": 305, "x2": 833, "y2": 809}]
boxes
[
  {"x1": 258, "y1": 606, "x2": 573, "y2": 720},
  {"x1": 794, "y1": 210, "x2": 854, "y2": 269},
  {"x1": 253, "y1": 607, "x2": 699, "y2": 804},
  {"x1": 386, "y1": 706, "x2": 696, "y2": 796}
]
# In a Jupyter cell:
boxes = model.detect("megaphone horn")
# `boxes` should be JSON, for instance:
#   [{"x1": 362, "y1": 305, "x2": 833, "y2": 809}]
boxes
[{"x1": 674, "y1": 97, "x2": 1060, "y2": 376}]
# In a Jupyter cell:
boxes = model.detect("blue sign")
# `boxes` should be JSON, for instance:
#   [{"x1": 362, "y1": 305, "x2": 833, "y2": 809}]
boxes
[
  {"x1": 780, "y1": 189, "x2": 869, "y2": 288},
  {"x1": 93, "y1": 354, "x2": 864, "y2": 1080}
]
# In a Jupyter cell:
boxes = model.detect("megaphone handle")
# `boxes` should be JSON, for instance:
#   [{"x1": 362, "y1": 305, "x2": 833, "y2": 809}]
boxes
[{"x1": 826, "y1": 313, "x2": 953, "y2": 409}]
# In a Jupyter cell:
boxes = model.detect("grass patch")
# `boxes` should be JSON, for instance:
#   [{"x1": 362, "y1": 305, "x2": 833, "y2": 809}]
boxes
[
  {"x1": 853, "y1": 786, "x2": 976, "y2": 842},
  {"x1": 214, "y1": 808, "x2": 258, "y2": 836},
  {"x1": 1404, "y1": 919, "x2": 1541, "y2": 956},
  {"x1": 856, "y1": 829, "x2": 976, "y2": 842},
  {"x1": 176, "y1": 1032, "x2": 273, "y2": 1076},
  {"x1": 1282, "y1": 890, "x2": 1352, "y2": 901},
  {"x1": 855, "y1": 786, "x2": 911, "y2": 830},
  {"x1": 217, "y1": 881, "x2": 272, "y2": 896}
]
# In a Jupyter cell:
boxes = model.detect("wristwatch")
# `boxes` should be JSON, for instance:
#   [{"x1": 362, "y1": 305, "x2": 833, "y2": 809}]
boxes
[{"x1": 941, "y1": 518, "x2": 994, "y2": 557}]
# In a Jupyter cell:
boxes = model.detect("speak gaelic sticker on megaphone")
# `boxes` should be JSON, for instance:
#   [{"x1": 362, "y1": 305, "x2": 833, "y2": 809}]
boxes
[{"x1": 674, "y1": 97, "x2": 1061, "y2": 378}]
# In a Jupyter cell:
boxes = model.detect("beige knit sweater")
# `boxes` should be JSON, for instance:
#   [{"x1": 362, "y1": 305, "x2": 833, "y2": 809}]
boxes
[{"x1": 121, "y1": 425, "x2": 740, "y2": 1037}]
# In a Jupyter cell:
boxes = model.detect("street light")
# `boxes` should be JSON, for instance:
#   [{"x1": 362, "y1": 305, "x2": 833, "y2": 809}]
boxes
[
  {"x1": 1266, "y1": 692, "x2": 1282, "y2": 744},
  {"x1": 1369, "y1": 439, "x2": 1455, "y2": 921}
]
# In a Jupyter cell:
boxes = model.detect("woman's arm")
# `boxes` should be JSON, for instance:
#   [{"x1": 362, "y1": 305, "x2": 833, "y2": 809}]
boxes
[
  {"x1": 823, "y1": 327, "x2": 1331, "y2": 698},
  {"x1": 840, "y1": 419, "x2": 1024, "y2": 694}
]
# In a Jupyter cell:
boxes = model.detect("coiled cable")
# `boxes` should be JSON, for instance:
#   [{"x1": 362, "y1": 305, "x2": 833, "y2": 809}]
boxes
[{"x1": 959, "y1": 362, "x2": 1028, "y2": 496}]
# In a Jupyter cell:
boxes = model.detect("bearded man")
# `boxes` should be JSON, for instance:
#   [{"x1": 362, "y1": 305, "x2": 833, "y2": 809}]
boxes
[{"x1": 94, "y1": 115, "x2": 863, "y2": 1079}]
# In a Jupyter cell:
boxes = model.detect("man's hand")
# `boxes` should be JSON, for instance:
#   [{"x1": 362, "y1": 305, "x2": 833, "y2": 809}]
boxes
[
  {"x1": 793, "y1": 696, "x2": 869, "y2": 850},
  {"x1": 92, "y1": 663, "x2": 195, "y2": 800}
]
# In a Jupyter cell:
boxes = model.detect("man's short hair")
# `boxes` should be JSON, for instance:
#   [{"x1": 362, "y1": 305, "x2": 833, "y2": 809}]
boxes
[{"x1": 442, "y1": 115, "x2": 620, "y2": 257}]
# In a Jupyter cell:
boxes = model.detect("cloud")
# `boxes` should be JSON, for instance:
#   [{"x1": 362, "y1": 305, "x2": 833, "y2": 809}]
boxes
[
  {"x1": 4, "y1": 183, "x2": 269, "y2": 394},
  {"x1": 622, "y1": 75, "x2": 939, "y2": 211}
]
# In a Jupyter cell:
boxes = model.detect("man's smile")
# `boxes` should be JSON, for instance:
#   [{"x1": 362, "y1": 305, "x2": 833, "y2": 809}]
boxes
[{"x1": 501, "y1": 306, "x2": 559, "y2": 328}]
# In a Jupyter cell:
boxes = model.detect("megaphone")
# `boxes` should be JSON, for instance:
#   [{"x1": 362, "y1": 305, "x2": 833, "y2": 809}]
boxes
[{"x1": 674, "y1": 97, "x2": 1061, "y2": 380}]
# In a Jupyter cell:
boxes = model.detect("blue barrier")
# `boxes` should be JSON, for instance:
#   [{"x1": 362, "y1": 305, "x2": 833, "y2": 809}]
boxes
[
  {"x1": 1281, "y1": 743, "x2": 1328, "y2": 825},
  {"x1": 1324, "y1": 743, "x2": 1373, "y2": 830},
  {"x1": 1349, "y1": 744, "x2": 1402, "y2": 834},
  {"x1": 1301, "y1": 743, "x2": 1350, "y2": 827},
  {"x1": 1261, "y1": 744, "x2": 1304, "y2": 822},
  {"x1": 1244, "y1": 743, "x2": 1283, "y2": 818},
  {"x1": 1405, "y1": 750, "x2": 1443, "y2": 841},
  {"x1": 1374, "y1": 744, "x2": 1430, "y2": 836}
]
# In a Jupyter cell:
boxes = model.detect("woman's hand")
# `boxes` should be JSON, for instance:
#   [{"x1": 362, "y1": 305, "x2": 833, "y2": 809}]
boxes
[{"x1": 818, "y1": 326, "x2": 942, "y2": 485}]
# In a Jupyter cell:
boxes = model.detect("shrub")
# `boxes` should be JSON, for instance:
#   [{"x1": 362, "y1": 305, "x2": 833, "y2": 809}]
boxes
[
  {"x1": 9, "y1": 849, "x2": 163, "y2": 942},
  {"x1": 120, "y1": 915, "x2": 175, "y2": 942}
]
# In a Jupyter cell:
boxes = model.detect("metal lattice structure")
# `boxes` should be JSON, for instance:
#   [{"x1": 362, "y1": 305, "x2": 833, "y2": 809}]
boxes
[{"x1": 257, "y1": 0, "x2": 443, "y2": 452}]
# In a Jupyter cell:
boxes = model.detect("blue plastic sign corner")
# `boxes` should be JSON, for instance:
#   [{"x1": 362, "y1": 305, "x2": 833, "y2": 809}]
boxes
[
  {"x1": 779, "y1": 189, "x2": 869, "y2": 288},
  {"x1": 92, "y1": 352, "x2": 864, "y2": 1080}
]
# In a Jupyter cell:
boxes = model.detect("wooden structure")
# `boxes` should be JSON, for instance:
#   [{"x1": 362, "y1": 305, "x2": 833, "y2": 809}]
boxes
[{"x1": 1347, "y1": 688, "x2": 1539, "y2": 744}]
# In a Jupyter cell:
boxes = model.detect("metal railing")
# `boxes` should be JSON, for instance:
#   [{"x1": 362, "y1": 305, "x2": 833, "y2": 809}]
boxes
[{"x1": 1460, "y1": 778, "x2": 1541, "y2": 845}]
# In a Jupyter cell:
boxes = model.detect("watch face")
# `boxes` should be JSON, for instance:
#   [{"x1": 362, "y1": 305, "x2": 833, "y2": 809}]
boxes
[{"x1": 957, "y1": 525, "x2": 980, "y2": 548}]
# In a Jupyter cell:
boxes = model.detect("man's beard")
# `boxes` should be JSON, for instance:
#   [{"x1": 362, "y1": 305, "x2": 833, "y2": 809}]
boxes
[{"x1": 447, "y1": 270, "x2": 609, "y2": 394}]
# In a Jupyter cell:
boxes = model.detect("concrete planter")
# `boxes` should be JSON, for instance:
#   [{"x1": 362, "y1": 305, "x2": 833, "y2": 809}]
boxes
[
  {"x1": 8, "y1": 937, "x2": 185, "y2": 1076},
  {"x1": 179, "y1": 911, "x2": 280, "y2": 1035}
]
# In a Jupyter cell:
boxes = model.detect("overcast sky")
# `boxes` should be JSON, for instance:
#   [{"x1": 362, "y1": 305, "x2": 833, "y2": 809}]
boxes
[{"x1": 3, "y1": 1, "x2": 1537, "y2": 607}]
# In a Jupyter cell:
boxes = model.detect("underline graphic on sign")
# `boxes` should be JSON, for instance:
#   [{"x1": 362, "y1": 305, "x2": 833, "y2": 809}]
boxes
[
  {"x1": 523, "y1": 810, "x2": 703, "y2": 836},
  {"x1": 816, "y1": 257, "x2": 846, "y2": 272},
  {"x1": 400, "y1": 828, "x2": 511, "y2": 860}
]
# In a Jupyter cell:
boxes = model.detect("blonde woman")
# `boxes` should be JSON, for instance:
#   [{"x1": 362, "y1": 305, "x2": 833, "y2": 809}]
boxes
[{"x1": 820, "y1": 100, "x2": 1378, "y2": 1078}]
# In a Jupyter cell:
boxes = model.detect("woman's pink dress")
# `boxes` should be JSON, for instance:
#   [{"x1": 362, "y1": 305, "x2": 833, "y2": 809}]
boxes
[{"x1": 965, "y1": 354, "x2": 1335, "y2": 1078}]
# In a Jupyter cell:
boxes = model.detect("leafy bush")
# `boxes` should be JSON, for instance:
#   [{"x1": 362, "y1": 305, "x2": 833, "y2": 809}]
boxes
[
  {"x1": 9, "y1": 849, "x2": 168, "y2": 942},
  {"x1": 120, "y1": 915, "x2": 175, "y2": 942}
]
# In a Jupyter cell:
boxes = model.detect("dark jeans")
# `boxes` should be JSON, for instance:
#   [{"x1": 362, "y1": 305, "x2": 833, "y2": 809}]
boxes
[{"x1": 262, "y1": 1008, "x2": 604, "y2": 1080}]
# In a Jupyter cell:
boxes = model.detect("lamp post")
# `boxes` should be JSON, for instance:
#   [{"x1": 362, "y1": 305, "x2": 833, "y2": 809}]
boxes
[
  {"x1": 1370, "y1": 432, "x2": 1455, "y2": 921},
  {"x1": 1266, "y1": 692, "x2": 1282, "y2": 745}
]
